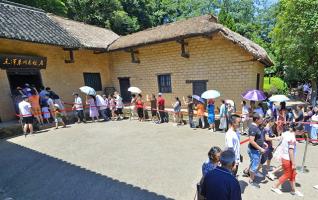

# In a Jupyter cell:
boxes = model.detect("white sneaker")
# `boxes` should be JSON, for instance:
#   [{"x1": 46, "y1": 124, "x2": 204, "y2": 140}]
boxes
[
  {"x1": 291, "y1": 190, "x2": 304, "y2": 197},
  {"x1": 267, "y1": 172, "x2": 275, "y2": 181},
  {"x1": 271, "y1": 187, "x2": 283, "y2": 194},
  {"x1": 314, "y1": 185, "x2": 318, "y2": 190}
]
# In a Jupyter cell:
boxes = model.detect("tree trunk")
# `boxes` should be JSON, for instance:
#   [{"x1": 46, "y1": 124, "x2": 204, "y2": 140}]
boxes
[{"x1": 311, "y1": 80, "x2": 317, "y2": 106}]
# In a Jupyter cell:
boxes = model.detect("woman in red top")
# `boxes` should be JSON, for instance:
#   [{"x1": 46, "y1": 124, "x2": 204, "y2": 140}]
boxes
[{"x1": 136, "y1": 94, "x2": 144, "y2": 121}]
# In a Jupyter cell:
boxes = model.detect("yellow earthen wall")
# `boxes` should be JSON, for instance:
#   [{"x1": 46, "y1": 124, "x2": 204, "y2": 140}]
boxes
[
  {"x1": 0, "y1": 39, "x2": 111, "y2": 121},
  {"x1": 110, "y1": 34, "x2": 265, "y2": 109}
]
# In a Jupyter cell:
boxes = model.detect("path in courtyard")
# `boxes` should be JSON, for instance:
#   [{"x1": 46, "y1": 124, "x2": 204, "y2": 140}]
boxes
[{"x1": 0, "y1": 120, "x2": 318, "y2": 200}]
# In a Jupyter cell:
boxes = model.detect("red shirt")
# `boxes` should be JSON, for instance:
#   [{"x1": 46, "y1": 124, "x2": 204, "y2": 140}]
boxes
[
  {"x1": 157, "y1": 97, "x2": 165, "y2": 110},
  {"x1": 136, "y1": 100, "x2": 143, "y2": 109}
]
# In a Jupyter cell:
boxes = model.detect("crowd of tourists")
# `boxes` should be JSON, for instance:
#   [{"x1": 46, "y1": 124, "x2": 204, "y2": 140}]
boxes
[{"x1": 15, "y1": 84, "x2": 318, "y2": 199}]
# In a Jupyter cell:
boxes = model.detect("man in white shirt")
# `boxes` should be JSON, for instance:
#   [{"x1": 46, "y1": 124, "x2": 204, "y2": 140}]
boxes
[
  {"x1": 225, "y1": 114, "x2": 241, "y2": 176},
  {"x1": 96, "y1": 94, "x2": 109, "y2": 121},
  {"x1": 18, "y1": 95, "x2": 33, "y2": 136},
  {"x1": 72, "y1": 93, "x2": 85, "y2": 123},
  {"x1": 114, "y1": 91, "x2": 124, "y2": 120}
]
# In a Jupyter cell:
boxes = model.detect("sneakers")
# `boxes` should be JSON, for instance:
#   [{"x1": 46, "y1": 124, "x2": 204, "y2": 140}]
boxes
[
  {"x1": 249, "y1": 181, "x2": 260, "y2": 188},
  {"x1": 267, "y1": 172, "x2": 276, "y2": 181},
  {"x1": 291, "y1": 191, "x2": 304, "y2": 197},
  {"x1": 271, "y1": 187, "x2": 283, "y2": 194}
]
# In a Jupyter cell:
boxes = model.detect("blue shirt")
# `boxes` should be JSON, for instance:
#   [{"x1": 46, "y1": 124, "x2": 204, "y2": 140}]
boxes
[
  {"x1": 207, "y1": 104, "x2": 215, "y2": 115},
  {"x1": 202, "y1": 159, "x2": 217, "y2": 176},
  {"x1": 201, "y1": 166, "x2": 241, "y2": 200}
]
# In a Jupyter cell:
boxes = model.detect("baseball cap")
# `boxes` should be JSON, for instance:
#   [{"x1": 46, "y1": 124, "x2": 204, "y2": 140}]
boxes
[{"x1": 158, "y1": 93, "x2": 162, "y2": 96}]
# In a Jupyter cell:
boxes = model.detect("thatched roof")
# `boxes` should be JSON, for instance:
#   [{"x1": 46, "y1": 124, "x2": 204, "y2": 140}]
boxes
[
  {"x1": 48, "y1": 15, "x2": 119, "y2": 50},
  {"x1": 0, "y1": 0, "x2": 80, "y2": 48},
  {"x1": 109, "y1": 15, "x2": 273, "y2": 66}
]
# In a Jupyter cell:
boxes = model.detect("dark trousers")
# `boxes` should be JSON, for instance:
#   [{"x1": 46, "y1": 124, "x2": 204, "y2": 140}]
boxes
[
  {"x1": 75, "y1": 110, "x2": 85, "y2": 122},
  {"x1": 100, "y1": 109, "x2": 109, "y2": 121},
  {"x1": 106, "y1": 108, "x2": 111, "y2": 118},
  {"x1": 159, "y1": 111, "x2": 168, "y2": 123},
  {"x1": 189, "y1": 114, "x2": 195, "y2": 128}
]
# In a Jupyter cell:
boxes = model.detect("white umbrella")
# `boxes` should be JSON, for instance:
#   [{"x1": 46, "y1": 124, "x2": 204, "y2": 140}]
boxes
[
  {"x1": 269, "y1": 95, "x2": 290, "y2": 102},
  {"x1": 225, "y1": 99, "x2": 235, "y2": 107},
  {"x1": 128, "y1": 86, "x2": 142, "y2": 94},
  {"x1": 201, "y1": 90, "x2": 221, "y2": 99},
  {"x1": 79, "y1": 86, "x2": 96, "y2": 96}
]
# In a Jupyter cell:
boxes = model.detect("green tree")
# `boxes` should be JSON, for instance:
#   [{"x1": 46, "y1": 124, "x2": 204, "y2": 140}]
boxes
[
  {"x1": 11, "y1": 0, "x2": 67, "y2": 15},
  {"x1": 272, "y1": 0, "x2": 318, "y2": 104}
]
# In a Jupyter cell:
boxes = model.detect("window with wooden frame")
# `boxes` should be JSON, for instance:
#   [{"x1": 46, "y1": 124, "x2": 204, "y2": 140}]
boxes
[
  {"x1": 158, "y1": 74, "x2": 172, "y2": 93},
  {"x1": 83, "y1": 72, "x2": 102, "y2": 91}
]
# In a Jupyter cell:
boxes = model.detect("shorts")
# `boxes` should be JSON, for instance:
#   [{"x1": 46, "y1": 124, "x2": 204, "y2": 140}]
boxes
[
  {"x1": 22, "y1": 116, "x2": 33, "y2": 124},
  {"x1": 32, "y1": 107, "x2": 42, "y2": 116},
  {"x1": 115, "y1": 108, "x2": 123, "y2": 115},
  {"x1": 261, "y1": 147, "x2": 273, "y2": 164},
  {"x1": 208, "y1": 114, "x2": 215, "y2": 124},
  {"x1": 55, "y1": 117, "x2": 63, "y2": 123},
  {"x1": 248, "y1": 147, "x2": 261, "y2": 173}
]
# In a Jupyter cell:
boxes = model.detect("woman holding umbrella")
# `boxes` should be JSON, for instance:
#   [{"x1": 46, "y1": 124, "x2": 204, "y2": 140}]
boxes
[{"x1": 207, "y1": 99, "x2": 216, "y2": 132}]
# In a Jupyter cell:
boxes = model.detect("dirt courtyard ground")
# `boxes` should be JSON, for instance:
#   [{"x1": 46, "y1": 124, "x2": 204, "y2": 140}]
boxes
[{"x1": 0, "y1": 120, "x2": 317, "y2": 200}]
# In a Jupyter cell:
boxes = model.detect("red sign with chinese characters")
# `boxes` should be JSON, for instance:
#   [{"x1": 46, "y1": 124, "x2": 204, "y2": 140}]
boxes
[{"x1": 0, "y1": 54, "x2": 47, "y2": 69}]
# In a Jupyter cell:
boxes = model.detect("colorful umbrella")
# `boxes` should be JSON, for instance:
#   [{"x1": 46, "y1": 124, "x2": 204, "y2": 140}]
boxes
[
  {"x1": 241, "y1": 89, "x2": 266, "y2": 101},
  {"x1": 201, "y1": 90, "x2": 221, "y2": 99},
  {"x1": 192, "y1": 95, "x2": 205, "y2": 103},
  {"x1": 79, "y1": 86, "x2": 96, "y2": 96},
  {"x1": 128, "y1": 86, "x2": 142, "y2": 94},
  {"x1": 269, "y1": 95, "x2": 290, "y2": 102}
]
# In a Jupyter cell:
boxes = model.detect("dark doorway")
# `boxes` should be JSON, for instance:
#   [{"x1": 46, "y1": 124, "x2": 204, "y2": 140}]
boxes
[
  {"x1": 118, "y1": 77, "x2": 131, "y2": 103},
  {"x1": 7, "y1": 69, "x2": 43, "y2": 92},
  {"x1": 192, "y1": 81, "x2": 207, "y2": 96}
]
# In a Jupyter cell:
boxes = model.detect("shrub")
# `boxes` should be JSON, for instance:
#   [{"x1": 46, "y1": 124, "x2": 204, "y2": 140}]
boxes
[{"x1": 263, "y1": 77, "x2": 288, "y2": 94}]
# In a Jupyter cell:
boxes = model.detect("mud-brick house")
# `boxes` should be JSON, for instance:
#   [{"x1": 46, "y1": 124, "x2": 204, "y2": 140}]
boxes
[{"x1": 0, "y1": 0, "x2": 272, "y2": 122}]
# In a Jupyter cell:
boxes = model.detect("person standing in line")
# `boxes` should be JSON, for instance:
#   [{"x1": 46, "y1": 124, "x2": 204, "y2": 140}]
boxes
[
  {"x1": 114, "y1": 91, "x2": 124, "y2": 120},
  {"x1": 54, "y1": 104, "x2": 66, "y2": 129},
  {"x1": 201, "y1": 150, "x2": 242, "y2": 200},
  {"x1": 19, "y1": 95, "x2": 34, "y2": 136},
  {"x1": 225, "y1": 114, "x2": 241, "y2": 176},
  {"x1": 96, "y1": 94, "x2": 108, "y2": 121},
  {"x1": 130, "y1": 94, "x2": 137, "y2": 119},
  {"x1": 46, "y1": 87, "x2": 66, "y2": 117},
  {"x1": 103, "y1": 94, "x2": 110, "y2": 121},
  {"x1": 201, "y1": 146, "x2": 221, "y2": 176},
  {"x1": 271, "y1": 124, "x2": 304, "y2": 197},
  {"x1": 22, "y1": 83, "x2": 32, "y2": 97},
  {"x1": 109, "y1": 95, "x2": 116, "y2": 120},
  {"x1": 172, "y1": 97, "x2": 182, "y2": 125},
  {"x1": 276, "y1": 102, "x2": 287, "y2": 136},
  {"x1": 136, "y1": 94, "x2": 144, "y2": 121},
  {"x1": 157, "y1": 93, "x2": 166, "y2": 123},
  {"x1": 196, "y1": 100, "x2": 205, "y2": 129},
  {"x1": 86, "y1": 95, "x2": 99, "y2": 122},
  {"x1": 72, "y1": 93, "x2": 85, "y2": 123},
  {"x1": 147, "y1": 94, "x2": 158, "y2": 122},
  {"x1": 207, "y1": 99, "x2": 215, "y2": 132},
  {"x1": 310, "y1": 107, "x2": 318, "y2": 146},
  {"x1": 219, "y1": 100, "x2": 227, "y2": 132},
  {"x1": 183, "y1": 96, "x2": 195, "y2": 128},
  {"x1": 29, "y1": 88, "x2": 44, "y2": 125},
  {"x1": 41, "y1": 95, "x2": 51, "y2": 124},
  {"x1": 243, "y1": 113, "x2": 267, "y2": 188},
  {"x1": 241, "y1": 101, "x2": 250, "y2": 134},
  {"x1": 44, "y1": 94, "x2": 55, "y2": 120}
]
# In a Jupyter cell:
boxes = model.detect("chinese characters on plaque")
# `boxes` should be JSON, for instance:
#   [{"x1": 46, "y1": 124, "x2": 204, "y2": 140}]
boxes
[{"x1": 0, "y1": 54, "x2": 47, "y2": 69}]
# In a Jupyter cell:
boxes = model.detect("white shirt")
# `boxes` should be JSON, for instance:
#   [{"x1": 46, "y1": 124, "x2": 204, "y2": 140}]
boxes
[
  {"x1": 311, "y1": 114, "x2": 318, "y2": 128},
  {"x1": 19, "y1": 100, "x2": 32, "y2": 117},
  {"x1": 74, "y1": 97, "x2": 83, "y2": 110},
  {"x1": 116, "y1": 96, "x2": 123, "y2": 108},
  {"x1": 225, "y1": 128, "x2": 240, "y2": 164},
  {"x1": 96, "y1": 95, "x2": 107, "y2": 110},
  {"x1": 281, "y1": 131, "x2": 296, "y2": 161}
]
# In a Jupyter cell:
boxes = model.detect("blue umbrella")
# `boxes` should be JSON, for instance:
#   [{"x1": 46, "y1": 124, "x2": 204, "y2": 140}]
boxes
[{"x1": 192, "y1": 95, "x2": 205, "y2": 103}]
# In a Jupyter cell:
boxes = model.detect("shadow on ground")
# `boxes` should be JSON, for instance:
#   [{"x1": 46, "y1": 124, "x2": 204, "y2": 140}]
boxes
[{"x1": 0, "y1": 140, "x2": 173, "y2": 200}]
